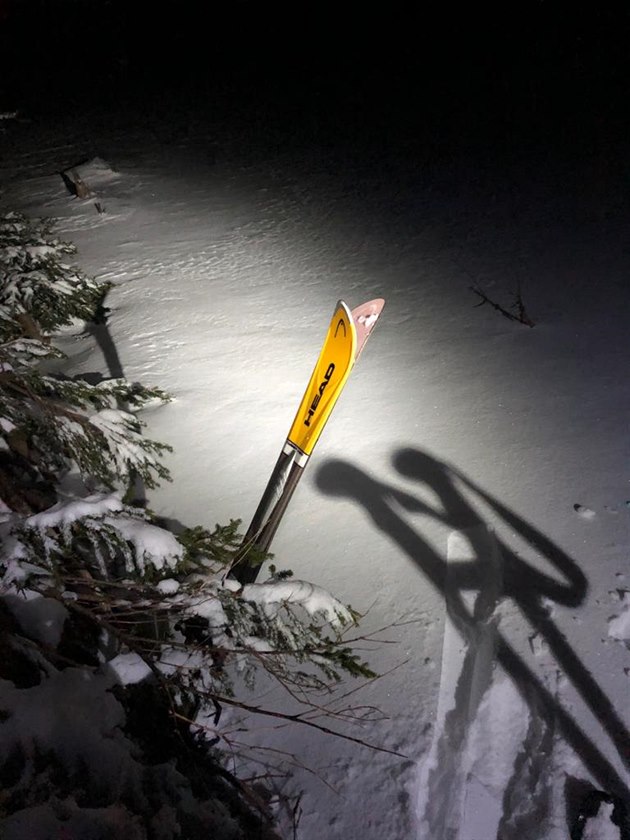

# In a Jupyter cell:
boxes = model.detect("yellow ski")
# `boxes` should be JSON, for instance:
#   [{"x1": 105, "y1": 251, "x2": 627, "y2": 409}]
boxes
[{"x1": 231, "y1": 298, "x2": 384, "y2": 584}]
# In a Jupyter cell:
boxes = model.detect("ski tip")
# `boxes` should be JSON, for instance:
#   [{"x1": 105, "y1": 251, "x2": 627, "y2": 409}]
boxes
[{"x1": 351, "y1": 298, "x2": 385, "y2": 360}]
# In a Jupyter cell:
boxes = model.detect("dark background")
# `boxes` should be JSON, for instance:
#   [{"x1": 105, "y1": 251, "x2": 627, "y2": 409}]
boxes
[{"x1": 1, "y1": 1, "x2": 629, "y2": 165}]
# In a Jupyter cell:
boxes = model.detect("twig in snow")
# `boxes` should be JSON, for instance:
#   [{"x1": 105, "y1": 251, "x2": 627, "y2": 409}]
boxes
[
  {"x1": 291, "y1": 793, "x2": 303, "y2": 840},
  {"x1": 205, "y1": 692, "x2": 408, "y2": 758},
  {"x1": 470, "y1": 283, "x2": 535, "y2": 327}
]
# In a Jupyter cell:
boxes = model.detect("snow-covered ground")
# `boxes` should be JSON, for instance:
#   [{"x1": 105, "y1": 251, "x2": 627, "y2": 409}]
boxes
[{"x1": 1, "y1": 100, "x2": 628, "y2": 838}]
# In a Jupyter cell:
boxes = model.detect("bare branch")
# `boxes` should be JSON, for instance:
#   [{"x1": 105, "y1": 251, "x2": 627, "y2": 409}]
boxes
[
  {"x1": 205, "y1": 692, "x2": 408, "y2": 758},
  {"x1": 470, "y1": 284, "x2": 535, "y2": 327}
]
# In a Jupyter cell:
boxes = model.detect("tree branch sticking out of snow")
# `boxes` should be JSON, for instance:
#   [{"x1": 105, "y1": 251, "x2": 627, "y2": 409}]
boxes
[{"x1": 470, "y1": 281, "x2": 535, "y2": 327}]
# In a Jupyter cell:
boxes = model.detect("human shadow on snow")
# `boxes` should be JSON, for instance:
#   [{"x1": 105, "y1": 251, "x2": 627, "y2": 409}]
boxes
[{"x1": 315, "y1": 448, "x2": 629, "y2": 835}]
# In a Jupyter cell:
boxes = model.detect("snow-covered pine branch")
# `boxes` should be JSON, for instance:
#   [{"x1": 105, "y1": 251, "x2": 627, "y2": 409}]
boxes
[
  {"x1": 0, "y1": 212, "x2": 104, "y2": 341},
  {"x1": 0, "y1": 214, "x2": 171, "y2": 500},
  {"x1": 1, "y1": 498, "x2": 375, "y2": 702}
]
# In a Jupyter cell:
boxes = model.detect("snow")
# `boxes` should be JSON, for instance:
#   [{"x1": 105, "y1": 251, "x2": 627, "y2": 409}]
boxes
[
  {"x1": 608, "y1": 592, "x2": 630, "y2": 643},
  {"x1": 103, "y1": 515, "x2": 183, "y2": 571},
  {"x1": 241, "y1": 579, "x2": 353, "y2": 628},
  {"x1": 1, "y1": 82, "x2": 629, "y2": 838},
  {"x1": 3, "y1": 592, "x2": 68, "y2": 648},
  {"x1": 25, "y1": 492, "x2": 124, "y2": 528},
  {"x1": 582, "y1": 804, "x2": 623, "y2": 840},
  {"x1": 108, "y1": 650, "x2": 153, "y2": 685},
  {"x1": 0, "y1": 668, "x2": 240, "y2": 839},
  {"x1": 156, "y1": 577, "x2": 180, "y2": 594}
]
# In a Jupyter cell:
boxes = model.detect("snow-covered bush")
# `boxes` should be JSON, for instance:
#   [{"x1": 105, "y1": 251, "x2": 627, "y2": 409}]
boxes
[
  {"x1": 0, "y1": 214, "x2": 375, "y2": 837},
  {"x1": 0, "y1": 212, "x2": 171, "y2": 511}
]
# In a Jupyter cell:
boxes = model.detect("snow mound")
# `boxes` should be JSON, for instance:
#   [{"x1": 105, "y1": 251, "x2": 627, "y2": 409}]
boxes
[
  {"x1": 69, "y1": 157, "x2": 121, "y2": 189},
  {"x1": 607, "y1": 591, "x2": 630, "y2": 643},
  {"x1": 0, "y1": 667, "x2": 256, "y2": 839}
]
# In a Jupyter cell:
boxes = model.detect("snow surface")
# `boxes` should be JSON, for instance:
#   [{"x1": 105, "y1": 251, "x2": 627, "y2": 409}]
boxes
[
  {"x1": 108, "y1": 650, "x2": 153, "y2": 685},
  {"x1": 1, "y1": 104, "x2": 629, "y2": 839}
]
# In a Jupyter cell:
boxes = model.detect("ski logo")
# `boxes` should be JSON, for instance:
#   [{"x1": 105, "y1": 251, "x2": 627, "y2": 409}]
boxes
[
  {"x1": 304, "y1": 363, "x2": 335, "y2": 427},
  {"x1": 287, "y1": 300, "x2": 357, "y2": 456}
]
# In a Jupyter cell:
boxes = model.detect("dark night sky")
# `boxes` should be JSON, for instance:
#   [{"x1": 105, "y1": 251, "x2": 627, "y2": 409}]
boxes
[{"x1": 1, "y1": 2, "x2": 630, "y2": 167}]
